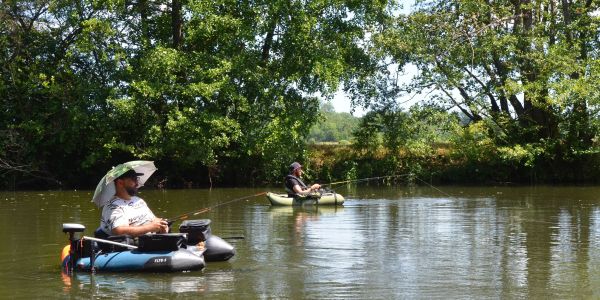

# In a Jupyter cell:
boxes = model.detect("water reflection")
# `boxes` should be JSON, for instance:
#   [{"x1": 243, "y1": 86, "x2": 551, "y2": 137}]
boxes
[
  {"x1": 5, "y1": 187, "x2": 600, "y2": 298},
  {"x1": 60, "y1": 269, "x2": 239, "y2": 297}
]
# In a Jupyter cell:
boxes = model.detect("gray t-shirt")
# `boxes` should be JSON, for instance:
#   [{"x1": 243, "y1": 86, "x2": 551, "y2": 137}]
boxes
[{"x1": 100, "y1": 196, "x2": 156, "y2": 235}]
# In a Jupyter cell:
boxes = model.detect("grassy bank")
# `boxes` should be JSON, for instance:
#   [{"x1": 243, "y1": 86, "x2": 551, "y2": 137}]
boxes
[{"x1": 304, "y1": 143, "x2": 600, "y2": 185}]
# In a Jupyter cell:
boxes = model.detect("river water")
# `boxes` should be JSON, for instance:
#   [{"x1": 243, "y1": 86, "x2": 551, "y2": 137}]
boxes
[{"x1": 1, "y1": 185, "x2": 600, "y2": 299}]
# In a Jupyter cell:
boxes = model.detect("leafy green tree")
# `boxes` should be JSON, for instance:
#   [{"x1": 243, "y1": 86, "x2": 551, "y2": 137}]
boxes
[
  {"x1": 0, "y1": 0, "x2": 397, "y2": 188},
  {"x1": 353, "y1": 104, "x2": 459, "y2": 155},
  {"x1": 0, "y1": 0, "x2": 123, "y2": 186},
  {"x1": 352, "y1": 111, "x2": 384, "y2": 155},
  {"x1": 375, "y1": 0, "x2": 600, "y2": 147},
  {"x1": 351, "y1": 0, "x2": 600, "y2": 183}
]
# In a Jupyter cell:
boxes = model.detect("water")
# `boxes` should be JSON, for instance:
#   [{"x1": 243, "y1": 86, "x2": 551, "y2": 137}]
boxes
[{"x1": 2, "y1": 185, "x2": 600, "y2": 299}]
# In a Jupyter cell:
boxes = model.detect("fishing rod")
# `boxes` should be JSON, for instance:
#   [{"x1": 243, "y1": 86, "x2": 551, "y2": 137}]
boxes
[
  {"x1": 166, "y1": 191, "x2": 267, "y2": 224},
  {"x1": 321, "y1": 174, "x2": 413, "y2": 188}
]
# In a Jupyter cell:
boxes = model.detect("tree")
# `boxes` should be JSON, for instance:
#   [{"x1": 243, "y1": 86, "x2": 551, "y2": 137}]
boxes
[
  {"x1": 0, "y1": 0, "x2": 123, "y2": 186},
  {"x1": 375, "y1": 0, "x2": 600, "y2": 148},
  {"x1": 0, "y1": 0, "x2": 397, "y2": 188}
]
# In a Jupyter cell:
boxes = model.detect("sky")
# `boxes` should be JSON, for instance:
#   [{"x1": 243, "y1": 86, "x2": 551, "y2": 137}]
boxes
[
  {"x1": 331, "y1": 90, "x2": 367, "y2": 116},
  {"x1": 330, "y1": 0, "x2": 416, "y2": 116},
  {"x1": 330, "y1": 64, "x2": 420, "y2": 116}
]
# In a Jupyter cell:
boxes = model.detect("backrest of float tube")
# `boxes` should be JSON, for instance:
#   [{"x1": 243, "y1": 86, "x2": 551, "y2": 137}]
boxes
[
  {"x1": 179, "y1": 219, "x2": 212, "y2": 244},
  {"x1": 94, "y1": 227, "x2": 109, "y2": 239}
]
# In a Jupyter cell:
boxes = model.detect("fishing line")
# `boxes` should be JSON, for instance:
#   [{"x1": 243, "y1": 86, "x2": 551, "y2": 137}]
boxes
[
  {"x1": 166, "y1": 191, "x2": 267, "y2": 224},
  {"x1": 322, "y1": 173, "x2": 413, "y2": 187},
  {"x1": 413, "y1": 175, "x2": 453, "y2": 198},
  {"x1": 322, "y1": 173, "x2": 454, "y2": 198}
]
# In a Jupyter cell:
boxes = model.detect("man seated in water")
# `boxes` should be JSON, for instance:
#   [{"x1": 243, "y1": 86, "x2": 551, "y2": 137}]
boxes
[
  {"x1": 285, "y1": 162, "x2": 321, "y2": 197},
  {"x1": 99, "y1": 170, "x2": 169, "y2": 237}
]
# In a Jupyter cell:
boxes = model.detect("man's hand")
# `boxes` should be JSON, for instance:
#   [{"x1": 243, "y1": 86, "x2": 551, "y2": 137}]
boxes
[
  {"x1": 151, "y1": 218, "x2": 169, "y2": 233},
  {"x1": 310, "y1": 184, "x2": 321, "y2": 190},
  {"x1": 112, "y1": 218, "x2": 169, "y2": 236}
]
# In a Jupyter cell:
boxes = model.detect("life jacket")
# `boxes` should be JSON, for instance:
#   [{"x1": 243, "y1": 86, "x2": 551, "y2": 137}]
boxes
[{"x1": 285, "y1": 174, "x2": 308, "y2": 197}]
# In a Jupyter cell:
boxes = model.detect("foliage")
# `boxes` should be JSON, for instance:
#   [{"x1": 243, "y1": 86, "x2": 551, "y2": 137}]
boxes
[
  {"x1": 3, "y1": 0, "x2": 600, "y2": 188},
  {"x1": 378, "y1": 0, "x2": 600, "y2": 138},
  {"x1": 349, "y1": 0, "x2": 600, "y2": 183},
  {"x1": 308, "y1": 102, "x2": 360, "y2": 143},
  {"x1": 352, "y1": 112, "x2": 384, "y2": 155},
  {"x1": 353, "y1": 104, "x2": 460, "y2": 154},
  {"x1": 0, "y1": 0, "x2": 396, "y2": 188}
]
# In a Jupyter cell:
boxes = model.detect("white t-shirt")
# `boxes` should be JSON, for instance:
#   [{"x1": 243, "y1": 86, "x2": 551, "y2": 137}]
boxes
[{"x1": 100, "y1": 196, "x2": 156, "y2": 235}]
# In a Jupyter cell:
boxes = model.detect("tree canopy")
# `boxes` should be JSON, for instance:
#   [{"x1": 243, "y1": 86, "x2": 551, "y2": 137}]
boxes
[
  {"x1": 357, "y1": 0, "x2": 600, "y2": 181},
  {"x1": 3, "y1": 0, "x2": 600, "y2": 188},
  {"x1": 375, "y1": 0, "x2": 600, "y2": 145},
  {"x1": 0, "y1": 0, "x2": 396, "y2": 188}
]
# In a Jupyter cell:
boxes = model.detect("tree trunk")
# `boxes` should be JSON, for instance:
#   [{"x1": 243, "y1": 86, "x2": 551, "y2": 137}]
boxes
[
  {"x1": 490, "y1": 55, "x2": 524, "y2": 116},
  {"x1": 261, "y1": 17, "x2": 278, "y2": 64},
  {"x1": 172, "y1": 0, "x2": 183, "y2": 49},
  {"x1": 139, "y1": 0, "x2": 149, "y2": 47},
  {"x1": 561, "y1": 0, "x2": 593, "y2": 147},
  {"x1": 515, "y1": 0, "x2": 558, "y2": 139}
]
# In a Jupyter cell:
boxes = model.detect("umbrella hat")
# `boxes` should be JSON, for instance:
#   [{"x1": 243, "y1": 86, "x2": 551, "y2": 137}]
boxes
[{"x1": 91, "y1": 160, "x2": 157, "y2": 208}]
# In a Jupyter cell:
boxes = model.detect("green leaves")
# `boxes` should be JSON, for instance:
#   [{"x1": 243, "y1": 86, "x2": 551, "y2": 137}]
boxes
[
  {"x1": 0, "y1": 0, "x2": 397, "y2": 187},
  {"x1": 155, "y1": 108, "x2": 241, "y2": 167},
  {"x1": 368, "y1": 0, "x2": 600, "y2": 177}
]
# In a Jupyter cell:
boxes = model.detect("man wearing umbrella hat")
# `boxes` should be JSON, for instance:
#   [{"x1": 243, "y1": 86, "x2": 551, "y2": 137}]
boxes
[{"x1": 99, "y1": 169, "x2": 169, "y2": 237}]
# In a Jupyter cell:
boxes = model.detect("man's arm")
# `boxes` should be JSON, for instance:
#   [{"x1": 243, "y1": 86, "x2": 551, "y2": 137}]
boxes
[
  {"x1": 112, "y1": 218, "x2": 169, "y2": 236},
  {"x1": 293, "y1": 183, "x2": 321, "y2": 195}
]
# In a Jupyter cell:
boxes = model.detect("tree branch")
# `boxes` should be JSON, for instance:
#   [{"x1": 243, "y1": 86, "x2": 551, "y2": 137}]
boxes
[{"x1": 462, "y1": 66, "x2": 500, "y2": 113}]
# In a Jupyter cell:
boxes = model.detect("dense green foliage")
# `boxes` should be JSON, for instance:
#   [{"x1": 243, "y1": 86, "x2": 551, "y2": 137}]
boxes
[
  {"x1": 3, "y1": 0, "x2": 600, "y2": 189},
  {"x1": 0, "y1": 0, "x2": 395, "y2": 189},
  {"x1": 341, "y1": 0, "x2": 600, "y2": 184}
]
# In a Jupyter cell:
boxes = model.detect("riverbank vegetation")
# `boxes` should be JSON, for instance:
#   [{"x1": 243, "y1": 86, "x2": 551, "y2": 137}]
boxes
[
  {"x1": 2, "y1": 0, "x2": 600, "y2": 189},
  {"x1": 308, "y1": 105, "x2": 600, "y2": 185}
]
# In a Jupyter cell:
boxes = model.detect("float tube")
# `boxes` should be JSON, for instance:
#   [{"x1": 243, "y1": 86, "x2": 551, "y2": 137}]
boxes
[
  {"x1": 61, "y1": 219, "x2": 235, "y2": 273},
  {"x1": 266, "y1": 192, "x2": 344, "y2": 206}
]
